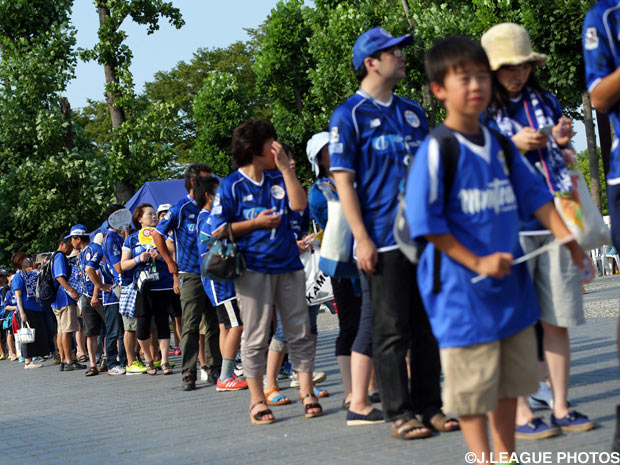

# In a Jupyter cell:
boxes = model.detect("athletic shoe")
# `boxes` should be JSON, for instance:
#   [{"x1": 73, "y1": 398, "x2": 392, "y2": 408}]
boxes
[
  {"x1": 529, "y1": 382, "x2": 553, "y2": 410},
  {"x1": 61, "y1": 362, "x2": 75, "y2": 372},
  {"x1": 108, "y1": 366, "x2": 126, "y2": 376},
  {"x1": 53, "y1": 354, "x2": 61, "y2": 365},
  {"x1": 18, "y1": 356, "x2": 24, "y2": 363},
  {"x1": 515, "y1": 417, "x2": 559, "y2": 440},
  {"x1": 126, "y1": 361, "x2": 147, "y2": 375},
  {"x1": 551, "y1": 410, "x2": 596, "y2": 432},
  {"x1": 278, "y1": 361, "x2": 292, "y2": 380},
  {"x1": 24, "y1": 362, "x2": 42, "y2": 369},
  {"x1": 290, "y1": 371, "x2": 327, "y2": 387},
  {"x1": 234, "y1": 361, "x2": 244, "y2": 377},
  {"x1": 346, "y1": 408, "x2": 385, "y2": 426},
  {"x1": 216, "y1": 374, "x2": 248, "y2": 391},
  {"x1": 69, "y1": 361, "x2": 87, "y2": 370},
  {"x1": 0, "y1": 354, "x2": 6, "y2": 360},
  {"x1": 173, "y1": 347, "x2": 181, "y2": 356},
  {"x1": 153, "y1": 360, "x2": 175, "y2": 369},
  {"x1": 182, "y1": 375, "x2": 196, "y2": 391}
]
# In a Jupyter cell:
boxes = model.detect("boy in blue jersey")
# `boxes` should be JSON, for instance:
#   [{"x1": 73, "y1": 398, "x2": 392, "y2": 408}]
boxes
[
  {"x1": 406, "y1": 36, "x2": 592, "y2": 463},
  {"x1": 330, "y1": 27, "x2": 447, "y2": 438},
  {"x1": 195, "y1": 176, "x2": 247, "y2": 392},
  {"x1": 583, "y1": 1, "x2": 620, "y2": 450},
  {"x1": 100, "y1": 204, "x2": 130, "y2": 375},
  {"x1": 68, "y1": 224, "x2": 112, "y2": 376},
  {"x1": 153, "y1": 164, "x2": 222, "y2": 391}
]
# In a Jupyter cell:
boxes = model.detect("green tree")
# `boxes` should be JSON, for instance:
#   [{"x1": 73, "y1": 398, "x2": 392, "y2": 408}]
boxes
[
  {"x1": 80, "y1": 0, "x2": 184, "y2": 202},
  {"x1": 577, "y1": 148, "x2": 607, "y2": 215}
]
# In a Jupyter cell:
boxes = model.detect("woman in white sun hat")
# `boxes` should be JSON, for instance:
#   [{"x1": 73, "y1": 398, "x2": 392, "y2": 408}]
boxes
[{"x1": 482, "y1": 22, "x2": 596, "y2": 438}]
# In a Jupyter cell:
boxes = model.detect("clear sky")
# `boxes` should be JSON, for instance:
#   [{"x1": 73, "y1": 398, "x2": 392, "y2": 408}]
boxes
[
  {"x1": 66, "y1": 0, "x2": 279, "y2": 109},
  {"x1": 66, "y1": 0, "x2": 591, "y2": 153}
]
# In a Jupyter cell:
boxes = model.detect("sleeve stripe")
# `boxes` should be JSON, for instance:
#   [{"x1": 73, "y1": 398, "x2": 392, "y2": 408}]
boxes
[
  {"x1": 588, "y1": 77, "x2": 602, "y2": 94},
  {"x1": 428, "y1": 138, "x2": 440, "y2": 204}
]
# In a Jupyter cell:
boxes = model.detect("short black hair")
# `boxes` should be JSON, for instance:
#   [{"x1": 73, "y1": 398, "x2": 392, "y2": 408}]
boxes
[
  {"x1": 194, "y1": 176, "x2": 220, "y2": 210},
  {"x1": 184, "y1": 163, "x2": 213, "y2": 192},
  {"x1": 59, "y1": 232, "x2": 71, "y2": 245},
  {"x1": 105, "y1": 203, "x2": 124, "y2": 220},
  {"x1": 353, "y1": 49, "x2": 382, "y2": 82},
  {"x1": 425, "y1": 36, "x2": 490, "y2": 85},
  {"x1": 232, "y1": 119, "x2": 278, "y2": 167}
]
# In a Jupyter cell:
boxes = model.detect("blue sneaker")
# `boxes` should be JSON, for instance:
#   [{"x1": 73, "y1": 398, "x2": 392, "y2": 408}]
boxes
[
  {"x1": 515, "y1": 417, "x2": 559, "y2": 440},
  {"x1": 551, "y1": 410, "x2": 596, "y2": 432},
  {"x1": 18, "y1": 356, "x2": 24, "y2": 363}
]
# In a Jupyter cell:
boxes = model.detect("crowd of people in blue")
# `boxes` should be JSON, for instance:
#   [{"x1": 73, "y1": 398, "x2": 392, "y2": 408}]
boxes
[{"x1": 2, "y1": 3, "x2": 620, "y2": 461}]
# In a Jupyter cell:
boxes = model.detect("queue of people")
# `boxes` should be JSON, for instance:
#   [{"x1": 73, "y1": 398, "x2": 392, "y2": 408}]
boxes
[{"x1": 1, "y1": 11, "x2": 617, "y2": 461}]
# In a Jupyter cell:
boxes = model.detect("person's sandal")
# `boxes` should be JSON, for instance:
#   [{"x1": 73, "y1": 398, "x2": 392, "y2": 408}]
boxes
[
  {"x1": 249, "y1": 400, "x2": 275, "y2": 425},
  {"x1": 302, "y1": 393, "x2": 323, "y2": 419},
  {"x1": 145, "y1": 361, "x2": 157, "y2": 376},
  {"x1": 162, "y1": 362, "x2": 173, "y2": 375},
  {"x1": 264, "y1": 386, "x2": 291, "y2": 406},
  {"x1": 390, "y1": 417, "x2": 432, "y2": 440},
  {"x1": 423, "y1": 412, "x2": 460, "y2": 432},
  {"x1": 85, "y1": 366, "x2": 98, "y2": 377},
  {"x1": 77, "y1": 354, "x2": 88, "y2": 363}
]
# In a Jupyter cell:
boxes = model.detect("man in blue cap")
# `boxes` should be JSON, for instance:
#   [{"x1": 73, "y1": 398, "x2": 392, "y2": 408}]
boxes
[{"x1": 330, "y1": 27, "x2": 457, "y2": 438}]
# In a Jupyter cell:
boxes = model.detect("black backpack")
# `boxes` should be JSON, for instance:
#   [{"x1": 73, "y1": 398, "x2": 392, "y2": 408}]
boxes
[
  {"x1": 35, "y1": 251, "x2": 64, "y2": 303},
  {"x1": 394, "y1": 124, "x2": 514, "y2": 292}
]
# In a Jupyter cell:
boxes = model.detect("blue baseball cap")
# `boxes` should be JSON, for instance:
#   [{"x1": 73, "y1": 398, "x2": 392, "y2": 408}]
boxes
[
  {"x1": 352, "y1": 27, "x2": 413, "y2": 69},
  {"x1": 65, "y1": 224, "x2": 89, "y2": 239}
]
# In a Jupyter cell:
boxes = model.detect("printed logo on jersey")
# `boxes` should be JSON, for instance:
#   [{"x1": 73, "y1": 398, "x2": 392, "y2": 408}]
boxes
[
  {"x1": 457, "y1": 179, "x2": 517, "y2": 215},
  {"x1": 187, "y1": 223, "x2": 196, "y2": 233},
  {"x1": 271, "y1": 185, "x2": 285, "y2": 200},
  {"x1": 372, "y1": 134, "x2": 405, "y2": 153},
  {"x1": 330, "y1": 143, "x2": 343, "y2": 154},
  {"x1": 213, "y1": 193, "x2": 221, "y2": 207},
  {"x1": 188, "y1": 214, "x2": 196, "y2": 219},
  {"x1": 85, "y1": 252, "x2": 92, "y2": 262},
  {"x1": 243, "y1": 194, "x2": 254, "y2": 202},
  {"x1": 585, "y1": 27, "x2": 599, "y2": 50},
  {"x1": 370, "y1": 118, "x2": 381, "y2": 128},
  {"x1": 330, "y1": 126, "x2": 339, "y2": 143},
  {"x1": 242, "y1": 206, "x2": 266, "y2": 220},
  {"x1": 164, "y1": 211, "x2": 171, "y2": 220},
  {"x1": 112, "y1": 244, "x2": 120, "y2": 256},
  {"x1": 404, "y1": 110, "x2": 420, "y2": 128},
  {"x1": 212, "y1": 206, "x2": 222, "y2": 215}
]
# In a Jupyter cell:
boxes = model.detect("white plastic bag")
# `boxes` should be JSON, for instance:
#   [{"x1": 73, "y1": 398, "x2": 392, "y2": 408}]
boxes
[
  {"x1": 301, "y1": 241, "x2": 334, "y2": 305},
  {"x1": 17, "y1": 322, "x2": 35, "y2": 344}
]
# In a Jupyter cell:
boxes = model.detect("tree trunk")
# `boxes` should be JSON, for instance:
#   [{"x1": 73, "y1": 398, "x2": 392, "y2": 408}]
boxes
[
  {"x1": 98, "y1": 3, "x2": 133, "y2": 203},
  {"x1": 401, "y1": 0, "x2": 414, "y2": 28},
  {"x1": 59, "y1": 97, "x2": 74, "y2": 151},
  {"x1": 583, "y1": 91, "x2": 602, "y2": 211}
]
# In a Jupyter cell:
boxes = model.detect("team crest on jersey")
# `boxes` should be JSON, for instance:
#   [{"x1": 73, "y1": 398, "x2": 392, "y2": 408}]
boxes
[
  {"x1": 585, "y1": 27, "x2": 599, "y2": 50},
  {"x1": 271, "y1": 185, "x2": 285, "y2": 200},
  {"x1": 330, "y1": 126, "x2": 339, "y2": 143},
  {"x1": 404, "y1": 110, "x2": 420, "y2": 128},
  {"x1": 85, "y1": 252, "x2": 91, "y2": 262},
  {"x1": 213, "y1": 193, "x2": 221, "y2": 207}
]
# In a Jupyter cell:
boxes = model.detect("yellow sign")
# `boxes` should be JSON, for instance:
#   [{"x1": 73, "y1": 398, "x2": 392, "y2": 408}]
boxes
[{"x1": 139, "y1": 227, "x2": 156, "y2": 246}]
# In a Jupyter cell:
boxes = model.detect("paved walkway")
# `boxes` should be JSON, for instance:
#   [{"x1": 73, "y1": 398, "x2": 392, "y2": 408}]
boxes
[{"x1": 1, "y1": 277, "x2": 619, "y2": 465}]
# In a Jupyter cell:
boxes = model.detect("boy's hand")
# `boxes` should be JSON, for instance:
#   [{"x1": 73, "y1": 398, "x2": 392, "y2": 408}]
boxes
[
  {"x1": 356, "y1": 237, "x2": 378, "y2": 274},
  {"x1": 512, "y1": 127, "x2": 548, "y2": 152},
  {"x1": 566, "y1": 241, "x2": 595, "y2": 283},
  {"x1": 474, "y1": 252, "x2": 513, "y2": 279},
  {"x1": 272, "y1": 141, "x2": 290, "y2": 173},
  {"x1": 253, "y1": 208, "x2": 281, "y2": 229}
]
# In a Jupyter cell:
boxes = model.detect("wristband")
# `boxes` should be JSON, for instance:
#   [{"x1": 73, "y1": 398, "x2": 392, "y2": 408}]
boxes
[{"x1": 135, "y1": 256, "x2": 141, "y2": 265}]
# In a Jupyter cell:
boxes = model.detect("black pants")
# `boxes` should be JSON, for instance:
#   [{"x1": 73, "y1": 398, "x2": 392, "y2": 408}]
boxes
[
  {"x1": 135, "y1": 287, "x2": 172, "y2": 341},
  {"x1": 331, "y1": 277, "x2": 361, "y2": 357},
  {"x1": 21, "y1": 309, "x2": 50, "y2": 359},
  {"x1": 366, "y1": 249, "x2": 442, "y2": 422}
]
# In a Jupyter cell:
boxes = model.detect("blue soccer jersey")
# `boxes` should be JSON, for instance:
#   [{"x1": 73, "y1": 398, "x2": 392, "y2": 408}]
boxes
[
  {"x1": 329, "y1": 90, "x2": 429, "y2": 251},
  {"x1": 51, "y1": 252, "x2": 74, "y2": 310},
  {"x1": 209, "y1": 169, "x2": 303, "y2": 274},
  {"x1": 11, "y1": 271, "x2": 42, "y2": 312},
  {"x1": 584, "y1": 0, "x2": 620, "y2": 180},
  {"x1": 405, "y1": 126, "x2": 553, "y2": 349},
  {"x1": 123, "y1": 232, "x2": 174, "y2": 291},
  {"x1": 103, "y1": 229, "x2": 132, "y2": 287},
  {"x1": 155, "y1": 194, "x2": 201, "y2": 274},
  {"x1": 308, "y1": 178, "x2": 336, "y2": 230},
  {"x1": 197, "y1": 208, "x2": 236, "y2": 306},
  {"x1": 289, "y1": 206, "x2": 310, "y2": 241},
  {"x1": 80, "y1": 242, "x2": 104, "y2": 297}
]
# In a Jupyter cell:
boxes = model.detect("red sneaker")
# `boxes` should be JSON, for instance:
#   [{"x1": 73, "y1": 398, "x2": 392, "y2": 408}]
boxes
[{"x1": 216, "y1": 374, "x2": 248, "y2": 392}]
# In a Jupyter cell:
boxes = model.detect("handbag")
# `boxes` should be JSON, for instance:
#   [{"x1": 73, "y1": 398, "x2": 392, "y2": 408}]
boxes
[
  {"x1": 200, "y1": 224, "x2": 246, "y2": 281},
  {"x1": 17, "y1": 321, "x2": 35, "y2": 344},
  {"x1": 554, "y1": 170, "x2": 612, "y2": 250},
  {"x1": 317, "y1": 183, "x2": 358, "y2": 278}
]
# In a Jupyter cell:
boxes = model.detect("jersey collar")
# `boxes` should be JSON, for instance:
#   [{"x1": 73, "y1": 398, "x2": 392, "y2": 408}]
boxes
[{"x1": 238, "y1": 168, "x2": 264, "y2": 186}]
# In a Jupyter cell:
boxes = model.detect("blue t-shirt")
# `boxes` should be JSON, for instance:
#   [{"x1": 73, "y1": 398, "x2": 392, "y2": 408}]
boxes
[
  {"x1": 308, "y1": 178, "x2": 336, "y2": 230},
  {"x1": 289, "y1": 206, "x2": 310, "y2": 241},
  {"x1": 80, "y1": 243, "x2": 104, "y2": 297},
  {"x1": 405, "y1": 126, "x2": 553, "y2": 348},
  {"x1": 103, "y1": 229, "x2": 132, "y2": 287},
  {"x1": 197, "y1": 208, "x2": 236, "y2": 305},
  {"x1": 329, "y1": 90, "x2": 429, "y2": 251},
  {"x1": 51, "y1": 252, "x2": 74, "y2": 310},
  {"x1": 122, "y1": 232, "x2": 174, "y2": 291},
  {"x1": 209, "y1": 169, "x2": 303, "y2": 274},
  {"x1": 11, "y1": 271, "x2": 42, "y2": 312},
  {"x1": 584, "y1": 0, "x2": 620, "y2": 180},
  {"x1": 155, "y1": 194, "x2": 201, "y2": 274}
]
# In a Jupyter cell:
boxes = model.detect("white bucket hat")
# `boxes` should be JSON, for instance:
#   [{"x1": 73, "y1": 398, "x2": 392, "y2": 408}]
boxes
[
  {"x1": 481, "y1": 23, "x2": 547, "y2": 71},
  {"x1": 306, "y1": 132, "x2": 330, "y2": 177}
]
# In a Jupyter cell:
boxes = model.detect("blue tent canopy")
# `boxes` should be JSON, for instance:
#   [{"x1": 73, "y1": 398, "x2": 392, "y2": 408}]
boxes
[{"x1": 90, "y1": 179, "x2": 187, "y2": 239}]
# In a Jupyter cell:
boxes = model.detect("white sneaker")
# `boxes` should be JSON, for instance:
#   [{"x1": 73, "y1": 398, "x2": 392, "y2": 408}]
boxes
[
  {"x1": 200, "y1": 366, "x2": 210, "y2": 382},
  {"x1": 528, "y1": 381, "x2": 554, "y2": 410},
  {"x1": 290, "y1": 371, "x2": 299, "y2": 387},
  {"x1": 108, "y1": 366, "x2": 126, "y2": 376},
  {"x1": 24, "y1": 362, "x2": 42, "y2": 369},
  {"x1": 313, "y1": 371, "x2": 327, "y2": 384}
]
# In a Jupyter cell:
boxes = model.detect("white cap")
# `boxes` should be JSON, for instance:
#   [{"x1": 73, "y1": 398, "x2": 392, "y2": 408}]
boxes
[
  {"x1": 157, "y1": 203, "x2": 172, "y2": 214},
  {"x1": 93, "y1": 233, "x2": 104, "y2": 245},
  {"x1": 306, "y1": 132, "x2": 330, "y2": 177}
]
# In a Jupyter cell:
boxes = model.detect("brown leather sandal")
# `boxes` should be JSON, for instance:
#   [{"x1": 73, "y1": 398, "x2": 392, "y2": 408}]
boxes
[
  {"x1": 302, "y1": 393, "x2": 323, "y2": 418},
  {"x1": 249, "y1": 400, "x2": 275, "y2": 425},
  {"x1": 390, "y1": 417, "x2": 432, "y2": 440},
  {"x1": 423, "y1": 412, "x2": 460, "y2": 432},
  {"x1": 162, "y1": 362, "x2": 173, "y2": 375},
  {"x1": 145, "y1": 361, "x2": 157, "y2": 376}
]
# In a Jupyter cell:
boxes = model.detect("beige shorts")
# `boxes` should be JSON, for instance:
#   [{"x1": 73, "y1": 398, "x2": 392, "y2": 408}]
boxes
[
  {"x1": 520, "y1": 234, "x2": 584, "y2": 327},
  {"x1": 440, "y1": 326, "x2": 538, "y2": 416},
  {"x1": 122, "y1": 315, "x2": 137, "y2": 332},
  {"x1": 53, "y1": 304, "x2": 78, "y2": 333},
  {"x1": 199, "y1": 313, "x2": 207, "y2": 335}
]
